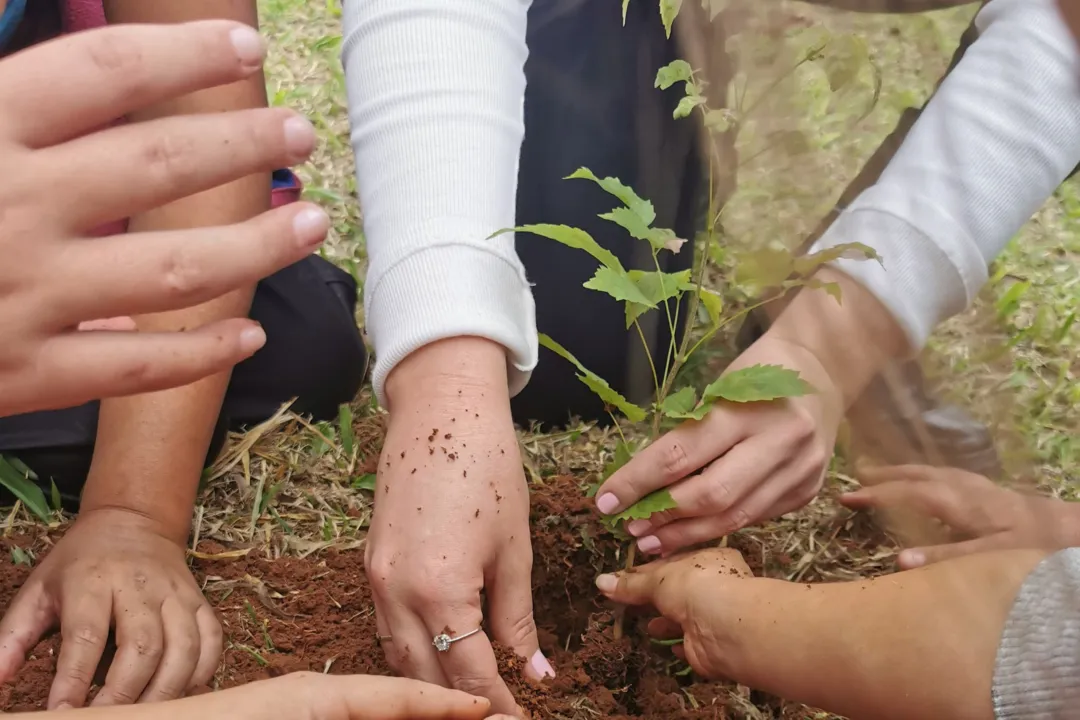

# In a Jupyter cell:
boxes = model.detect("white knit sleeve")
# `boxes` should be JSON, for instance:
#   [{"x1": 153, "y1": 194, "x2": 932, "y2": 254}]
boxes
[
  {"x1": 341, "y1": 0, "x2": 538, "y2": 407},
  {"x1": 809, "y1": 0, "x2": 1080, "y2": 351}
]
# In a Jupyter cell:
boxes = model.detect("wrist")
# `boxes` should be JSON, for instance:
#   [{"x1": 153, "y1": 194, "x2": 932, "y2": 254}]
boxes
[{"x1": 384, "y1": 336, "x2": 512, "y2": 412}]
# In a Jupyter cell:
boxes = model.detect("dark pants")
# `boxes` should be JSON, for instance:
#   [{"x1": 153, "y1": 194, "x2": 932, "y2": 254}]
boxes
[{"x1": 0, "y1": 0, "x2": 698, "y2": 505}]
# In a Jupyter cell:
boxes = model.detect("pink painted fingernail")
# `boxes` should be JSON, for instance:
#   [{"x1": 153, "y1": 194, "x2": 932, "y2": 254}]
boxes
[
  {"x1": 229, "y1": 26, "x2": 266, "y2": 69},
  {"x1": 638, "y1": 535, "x2": 662, "y2": 554},
  {"x1": 595, "y1": 574, "x2": 618, "y2": 593},
  {"x1": 596, "y1": 493, "x2": 620, "y2": 515},
  {"x1": 239, "y1": 324, "x2": 267, "y2": 353},
  {"x1": 528, "y1": 650, "x2": 556, "y2": 680},
  {"x1": 626, "y1": 519, "x2": 652, "y2": 537},
  {"x1": 293, "y1": 207, "x2": 330, "y2": 247},
  {"x1": 54, "y1": 703, "x2": 73, "y2": 712}
]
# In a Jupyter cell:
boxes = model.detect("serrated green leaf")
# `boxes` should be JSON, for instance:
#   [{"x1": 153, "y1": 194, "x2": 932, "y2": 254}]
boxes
[
  {"x1": 585, "y1": 266, "x2": 656, "y2": 307},
  {"x1": 703, "y1": 365, "x2": 814, "y2": 404},
  {"x1": 805, "y1": 278, "x2": 843, "y2": 304},
  {"x1": 566, "y1": 168, "x2": 655, "y2": 227},
  {"x1": 735, "y1": 246, "x2": 795, "y2": 289},
  {"x1": 599, "y1": 208, "x2": 679, "y2": 252},
  {"x1": 674, "y1": 93, "x2": 706, "y2": 119},
  {"x1": 822, "y1": 34, "x2": 870, "y2": 92},
  {"x1": 624, "y1": 269, "x2": 693, "y2": 327},
  {"x1": 610, "y1": 489, "x2": 677, "y2": 523},
  {"x1": 659, "y1": 0, "x2": 683, "y2": 38},
  {"x1": 498, "y1": 224, "x2": 623, "y2": 272},
  {"x1": 698, "y1": 288, "x2": 723, "y2": 327},
  {"x1": 352, "y1": 473, "x2": 377, "y2": 491},
  {"x1": 660, "y1": 386, "x2": 697, "y2": 418},
  {"x1": 655, "y1": 59, "x2": 692, "y2": 90},
  {"x1": 0, "y1": 456, "x2": 50, "y2": 523},
  {"x1": 791, "y1": 242, "x2": 881, "y2": 276},
  {"x1": 540, "y1": 334, "x2": 647, "y2": 423},
  {"x1": 603, "y1": 440, "x2": 635, "y2": 480}
]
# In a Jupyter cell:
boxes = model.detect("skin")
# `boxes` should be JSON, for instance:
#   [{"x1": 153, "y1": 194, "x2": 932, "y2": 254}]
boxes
[
  {"x1": 596, "y1": 547, "x2": 1047, "y2": 720},
  {"x1": 0, "y1": 5, "x2": 311, "y2": 710}
]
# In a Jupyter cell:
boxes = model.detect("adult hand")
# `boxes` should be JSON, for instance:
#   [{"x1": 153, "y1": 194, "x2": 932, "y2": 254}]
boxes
[
  {"x1": 594, "y1": 548, "x2": 755, "y2": 680},
  {"x1": 0, "y1": 19, "x2": 328, "y2": 417},
  {"x1": 593, "y1": 335, "x2": 843, "y2": 557},
  {"x1": 0, "y1": 508, "x2": 220, "y2": 708},
  {"x1": 840, "y1": 464, "x2": 1080, "y2": 568},
  {"x1": 364, "y1": 338, "x2": 551, "y2": 717}
]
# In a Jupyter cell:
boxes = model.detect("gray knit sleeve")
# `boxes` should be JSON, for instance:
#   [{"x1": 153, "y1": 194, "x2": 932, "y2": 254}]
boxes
[{"x1": 992, "y1": 548, "x2": 1080, "y2": 719}]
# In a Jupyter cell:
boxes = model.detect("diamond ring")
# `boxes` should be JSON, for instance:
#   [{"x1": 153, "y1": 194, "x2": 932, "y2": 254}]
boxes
[{"x1": 432, "y1": 628, "x2": 482, "y2": 653}]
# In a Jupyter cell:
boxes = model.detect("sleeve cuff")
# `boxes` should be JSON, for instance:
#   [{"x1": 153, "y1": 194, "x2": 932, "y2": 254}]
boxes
[{"x1": 364, "y1": 238, "x2": 538, "y2": 407}]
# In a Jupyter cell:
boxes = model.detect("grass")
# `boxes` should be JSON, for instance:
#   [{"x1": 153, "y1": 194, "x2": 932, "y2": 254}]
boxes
[{"x1": 2, "y1": 0, "x2": 1079, "y2": 717}]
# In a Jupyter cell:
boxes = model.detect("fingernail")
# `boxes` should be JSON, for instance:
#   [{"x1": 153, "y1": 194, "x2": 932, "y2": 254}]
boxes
[
  {"x1": 283, "y1": 115, "x2": 317, "y2": 159},
  {"x1": 626, "y1": 519, "x2": 652, "y2": 537},
  {"x1": 637, "y1": 535, "x2": 662, "y2": 555},
  {"x1": 901, "y1": 550, "x2": 925, "y2": 568},
  {"x1": 595, "y1": 574, "x2": 618, "y2": 593},
  {"x1": 55, "y1": 703, "x2": 73, "y2": 712},
  {"x1": 528, "y1": 650, "x2": 555, "y2": 680},
  {"x1": 596, "y1": 493, "x2": 620, "y2": 515},
  {"x1": 239, "y1": 324, "x2": 266, "y2": 353},
  {"x1": 229, "y1": 26, "x2": 266, "y2": 69},
  {"x1": 293, "y1": 207, "x2": 329, "y2": 247}
]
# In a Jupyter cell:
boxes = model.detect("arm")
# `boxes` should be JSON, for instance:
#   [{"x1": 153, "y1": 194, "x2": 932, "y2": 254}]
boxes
[
  {"x1": 81, "y1": 0, "x2": 268, "y2": 543},
  {"x1": 340, "y1": 0, "x2": 537, "y2": 409},
  {"x1": 771, "y1": 0, "x2": 1080, "y2": 402}
]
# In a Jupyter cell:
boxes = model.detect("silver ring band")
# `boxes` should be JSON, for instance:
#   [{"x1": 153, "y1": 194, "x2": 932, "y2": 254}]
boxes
[
  {"x1": 433, "y1": 628, "x2": 481, "y2": 652},
  {"x1": 376, "y1": 633, "x2": 393, "y2": 642}
]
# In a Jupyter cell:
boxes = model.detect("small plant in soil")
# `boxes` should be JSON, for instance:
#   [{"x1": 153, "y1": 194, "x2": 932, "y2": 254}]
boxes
[{"x1": 494, "y1": 1, "x2": 881, "y2": 641}]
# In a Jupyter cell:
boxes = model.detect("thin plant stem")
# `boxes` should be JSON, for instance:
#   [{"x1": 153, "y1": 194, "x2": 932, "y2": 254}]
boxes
[{"x1": 633, "y1": 319, "x2": 660, "y2": 396}]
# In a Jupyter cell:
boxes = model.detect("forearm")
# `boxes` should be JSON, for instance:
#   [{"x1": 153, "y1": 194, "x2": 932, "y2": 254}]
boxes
[
  {"x1": 341, "y1": 0, "x2": 537, "y2": 406},
  {"x1": 82, "y1": 0, "x2": 268, "y2": 542},
  {"x1": 723, "y1": 551, "x2": 1047, "y2": 720}
]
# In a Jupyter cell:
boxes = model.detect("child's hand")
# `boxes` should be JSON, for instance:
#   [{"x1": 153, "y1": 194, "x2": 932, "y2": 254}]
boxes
[
  {"x1": 0, "y1": 19, "x2": 328, "y2": 416},
  {"x1": 841, "y1": 464, "x2": 1080, "y2": 568},
  {"x1": 594, "y1": 548, "x2": 757, "y2": 681}
]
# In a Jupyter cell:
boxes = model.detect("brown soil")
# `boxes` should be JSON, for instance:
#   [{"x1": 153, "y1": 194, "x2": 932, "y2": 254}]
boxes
[{"x1": 0, "y1": 479, "x2": 855, "y2": 718}]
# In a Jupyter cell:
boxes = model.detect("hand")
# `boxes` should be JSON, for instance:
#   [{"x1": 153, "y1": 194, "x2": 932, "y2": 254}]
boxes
[
  {"x1": 0, "y1": 508, "x2": 222, "y2": 708},
  {"x1": 840, "y1": 464, "x2": 1080, "y2": 568},
  {"x1": 594, "y1": 548, "x2": 755, "y2": 680},
  {"x1": 593, "y1": 335, "x2": 843, "y2": 556},
  {"x1": 0, "y1": 19, "x2": 329, "y2": 417},
  {"x1": 364, "y1": 338, "x2": 551, "y2": 717}
]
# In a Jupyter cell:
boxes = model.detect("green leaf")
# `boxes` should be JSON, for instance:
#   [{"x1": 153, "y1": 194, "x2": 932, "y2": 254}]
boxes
[
  {"x1": 791, "y1": 242, "x2": 881, "y2": 276},
  {"x1": 10, "y1": 546, "x2": 31, "y2": 567},
  {"x1": 599, "y1": 208, "x2": 680, "y2": 253},
  {"x1": 660, "y1": 386, "x2": 697, "y2": 418},
  {"x1": 703, "y1": 365, "x2": 814, "y2": 404},
  {"x1": 610, "y1": 488, "x2": 678, "y2": 523},
  {"x1": 622, "y1": 0, "x2": 630, "y2": 24},
  {"x1": 338, "y1": 404, "x2": 354, "y2": 458},
  {"x1": 659, "y1": 0, "x2": 683, "y2": 38},
  {"x1": 498, "y1": 224, "x2": 623, "y2": 272},
  {"x1": 566, "y1": 168, "x2": 655, "y2": 227},
  {"x1": 822, "y1": 34, "x2": 870, "y2": 92},
  {"x1": 584, "y1": 266, "x2": 656, "y2": 307},
  {"x1": 734, "y1": 246, "x2": 795, "y2": 289},
  {"x1": 539, "y1": 334, "x2": 647, "y2": 423},
  {"x1": 624, "y1": 269, "x2": 693, "y2": 327},
  {"x1": 802, "y1": 278, "x2": 843, "y2": 304},
  {"x1": 655, "y1": 59, "x2": 692, "y2": 90},
  {"x1": 704, "y1": 109, "x2": 736, "y2": 133},
  {"x1": 50, "y1": 480, "x2": 62, "y2": 513},
  {"x1": 352, "y1": 473, "x2": 377, "y2": 492},
  {"x1": 603, "y1": 440, "x2": 635, "y2": 480},
  {"x1": 698, "y1": 288, "x2": 723, "y2": 327},
  {"x1": 674, "y1": 93, "x2": 706, "y2": 119},
  {"x1": 0, "y1": 456, "x2": 50, "y2": 523}
]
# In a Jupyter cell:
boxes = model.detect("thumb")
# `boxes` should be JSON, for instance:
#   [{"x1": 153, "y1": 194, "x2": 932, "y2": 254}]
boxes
[
  {"x1": 595, "y1": 564, "x2": 681, "y2": 621},
  {"x1": 838, "y1": 486, "x2": 885, "y2": 510},
  {"x1": 0, "y1": 584, "x2": 55, "y2": 681},
  {"x1": 898, "y1": 537, "x2": 995, "y2": 570},
  {"x1": 488, "y1": 555, "x2": 551, "y2": 682}
]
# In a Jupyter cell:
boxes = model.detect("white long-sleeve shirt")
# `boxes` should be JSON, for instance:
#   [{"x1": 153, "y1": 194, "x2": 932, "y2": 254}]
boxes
[{"x1": 341, "y1": 0, "x2": 1080, "y2": 402}]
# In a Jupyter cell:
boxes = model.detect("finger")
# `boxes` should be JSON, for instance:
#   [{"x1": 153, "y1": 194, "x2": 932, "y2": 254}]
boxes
[
  {"x1": 45, "y1": 203, "x2": 329, "y2": 326},
  {"x1": 375, "y1": 598, "x2": 448, "y2": 687},
  {"x1": 0, "y1": 21, "x2": 268, "y2": 147},
  {"x1": 40, "y1": 108, "x2": 315, "y2": 232},
  {"x1": 423, "y1": 609, "x2": 519, "y2": 716},
  {"x1": 341, "y1": 676, "x2": 492, "y2": 720},
  {"x1": 78, "y1": 317, "x2": 137, "y2": 332},
  {"x1": 854, "y1": 463, "x2": 948, "y2": 486},
  {"x1": 487, "y1": 550, "x2": 552, "y2": 682},
  {"x1": 897, "y1": 537, "x2": 1000, "y2": 569},
  {"x1": 840, "y1": 480, "x2": 968, "y2": 528},
  {"x1": 0, "y1": 584, "x2": 56, "y2": 682},
  {"x1": 594, "y1": 566, "x2": 677, "y2": 617},
  {"x1": 11, "y1": 319, "x2": 267, "y2": 415},
  {"x1": 595, "y1": 414, "x2": 745, "y2": 517},
  {"x1": 92, "y1": 595, "x2": 164, "y2": 706},
  {"x1": 49, "y1": 592, "x2": 113, "y2": 709},
  {"x1": 646, "y1": 617, "x2": 683, "y2": 641},
  {"x1": 138, "y1": 599, "x2": 200, "y2": 703},
  {"x1": 630, "y1": 434, "x2": 792, "y2": 541},
  {"x1": 190, "y1": 605, "x2": 223, "y2": 689}
]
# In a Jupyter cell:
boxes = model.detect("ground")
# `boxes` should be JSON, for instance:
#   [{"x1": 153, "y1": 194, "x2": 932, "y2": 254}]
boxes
[{"x1": 1, "y1": 1, "x2": 1078, "y2": 718}]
